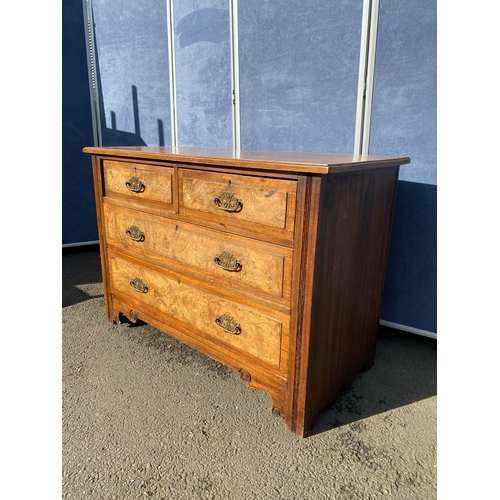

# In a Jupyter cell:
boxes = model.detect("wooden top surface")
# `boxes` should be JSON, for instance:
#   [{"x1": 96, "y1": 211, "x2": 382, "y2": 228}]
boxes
[{"x1": 83, "y1": 146, "x2": 410, "y2": 174}]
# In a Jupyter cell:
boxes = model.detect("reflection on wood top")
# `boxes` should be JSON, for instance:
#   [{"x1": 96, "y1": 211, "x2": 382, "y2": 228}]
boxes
[{"x1": 83, "y1": 146, "x2": 410, "y2": 174}]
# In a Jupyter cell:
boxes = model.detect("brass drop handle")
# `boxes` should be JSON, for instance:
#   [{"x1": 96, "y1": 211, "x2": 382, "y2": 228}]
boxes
[
  {"x1": 214, "y1": 252, "x2": 242, "y2": 272},
  {"x1": 130, "y1": 277, "x2": 148, "y2": 293},
  {"x1": 215, "y1": 314, "x2": 241, "y2": 335},
  {"x1": 126, "y1": 225, "x2": 145, "y2": 242},
  {"x1": 125, "y1": 176, "x2": 145, "y2": 193},
  {"x1": 214, "y1": 190, "x2": 242, "y2": 212}
]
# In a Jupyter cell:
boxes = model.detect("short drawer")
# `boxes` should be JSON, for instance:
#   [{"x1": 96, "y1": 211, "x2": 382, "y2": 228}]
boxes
[
  {"x1": 104, "y1": 204, "x2": 293, "y2": 303},
  {"x1": 103, "y1": 160, "x2": 174, "y2": 206},
  {"x1": 109, "y1": 254, "x2": 287, "y2": 368},
  {"x1": 178, "y1": 169, "x2": 297, "y2": 234}
]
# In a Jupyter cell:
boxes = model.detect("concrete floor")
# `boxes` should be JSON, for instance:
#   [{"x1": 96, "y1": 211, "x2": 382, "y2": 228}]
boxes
[{"x1": 62, "y1": 246, "x2": 437, "y2": 499}]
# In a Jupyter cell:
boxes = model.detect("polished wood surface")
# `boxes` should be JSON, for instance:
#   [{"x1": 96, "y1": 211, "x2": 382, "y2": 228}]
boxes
[
  {"x1": 104, "y1": 204, "x2": 293, "y2": 303},
  {"x1": 87, "y1": 146, "x2": 409, "y2": 436},
  {"x1": 292, "y1": 168, "x2": 400, "y2": 436},
  {"x1": 179, "y1": 169, "x2": 296, "y2": 231},
  {"x1": 84, "y1": 146, "x2": 410, "y2": 174},
  {"x1": 103, "y1": 160, "x2": 174, "y2": 205},
  {"x1": 109, "y1": 252, "x2": 287, "y2": 368}
]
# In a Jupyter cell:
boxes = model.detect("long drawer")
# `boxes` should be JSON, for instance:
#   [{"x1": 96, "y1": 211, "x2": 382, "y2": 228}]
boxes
[
  {"x1": 108, "y1": 253, "x2": 289, "y2": 369},
  {"x1": 104, "y1": 204, "x2": 293, "y2": 304}
]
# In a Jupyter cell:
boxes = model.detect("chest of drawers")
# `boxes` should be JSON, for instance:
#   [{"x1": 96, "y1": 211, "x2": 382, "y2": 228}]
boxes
[{"x1": 84, "y1": 146, "x2": 410, "y2": 437}]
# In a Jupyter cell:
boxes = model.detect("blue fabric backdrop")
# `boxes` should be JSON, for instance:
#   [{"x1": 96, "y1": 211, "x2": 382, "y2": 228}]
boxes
[{"x1": 63, "y1": 0, "x2": 437, "y2": 333}]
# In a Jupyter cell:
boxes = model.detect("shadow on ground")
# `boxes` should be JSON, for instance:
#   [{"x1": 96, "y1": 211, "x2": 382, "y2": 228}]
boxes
[
  {"x1": 310, "y1": 326, "x2": 436, "y2": 436},
  {"x1": 62, "y1": 245, "x2": 103, "y2": 307}
]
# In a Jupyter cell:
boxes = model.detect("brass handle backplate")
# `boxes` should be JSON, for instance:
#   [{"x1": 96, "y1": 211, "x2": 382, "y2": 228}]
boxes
[
  {"x1": 215, "y1": 314, "x2": 241, "y2": 335},
  {"x1": 126, "y1": 225, "x2": 145, "y2": 242},
  {"x1": 125, "y1": 176, "x2": 145, "y2": 193},
  {"x1": 214, "y1": 190, "x2": 242, "y2": 212},
  {"x1": 214, "y1": 252, "x2": 242, "y2": 272},
  {"x1": 130, "y1": 277, "x2": 148, "y2": 293}
]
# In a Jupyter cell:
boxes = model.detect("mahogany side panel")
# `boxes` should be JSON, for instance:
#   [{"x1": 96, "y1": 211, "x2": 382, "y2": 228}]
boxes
[{"x1": 295, "y1": 166, "x2": 400, "y2": 436}]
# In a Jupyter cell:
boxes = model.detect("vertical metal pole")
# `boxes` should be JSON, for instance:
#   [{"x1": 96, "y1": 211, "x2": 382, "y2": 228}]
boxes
[
  {"x1": 166, "y1": 0, "x2": 178, "y2": 148},
  {"x1": 361, "y1": 0, "x2": 380, "y2": 154},
  {"x1": 354, "y1": 0, "x2": 379, "y2": 155},
  {"x1": 354, "y1": 0, "x2": 372, "y2": 154},
  {"x1": 82, "y1": 0, "x2": 102, "y2": 146},
  {"x1": 229, "y1": 0, "x2": 241, "y2": 151}
]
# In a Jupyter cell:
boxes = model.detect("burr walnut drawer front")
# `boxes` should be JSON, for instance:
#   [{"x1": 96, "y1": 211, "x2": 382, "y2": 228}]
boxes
[
  {"x1": 178, "y1": 169, "x2": 297, "y2": 235},
  {"x1": 103, "y1": 160, "x2": 174, "y2": 207},
  {"x1": 108, "y1": 253, "x2": 288, "y2": 368},
  {"x1": 104, "y1": 204, "x2": 293, "y2": 303}
]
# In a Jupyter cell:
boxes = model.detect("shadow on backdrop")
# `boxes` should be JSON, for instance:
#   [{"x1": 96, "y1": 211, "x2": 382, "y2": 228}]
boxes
[{"x1": 93, "y1": 29, "x2": 166, "y2": 147}]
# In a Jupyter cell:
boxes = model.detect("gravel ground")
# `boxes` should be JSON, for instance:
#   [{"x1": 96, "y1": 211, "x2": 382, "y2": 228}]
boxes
[{"x1": 62, "y1": 247, "x2": 437, "y2": 499}]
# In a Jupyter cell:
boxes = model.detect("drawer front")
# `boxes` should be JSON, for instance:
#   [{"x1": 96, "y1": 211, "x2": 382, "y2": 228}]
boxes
[
  {"x1": 104, "y1": 205, "x2": 293, "y2": 302},
  {"x1": 103, "y1": 160, "x2": 174, "y2": 206},
  {"x1": 109, "y1": 254, "x2": 286, "y2": 368},
  {"x1": 179, "y1": 169, "x2": 297, "y2": 232}
]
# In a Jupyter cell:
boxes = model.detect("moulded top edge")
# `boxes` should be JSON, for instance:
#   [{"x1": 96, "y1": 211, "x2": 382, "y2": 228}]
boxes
[{"x1": 83, "y1": 146, "x2": 410, "y2": 174}]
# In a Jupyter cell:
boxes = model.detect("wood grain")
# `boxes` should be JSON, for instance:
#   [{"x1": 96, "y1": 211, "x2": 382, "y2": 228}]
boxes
[
  {"x1": 293, "y1": 166, "x2": 400, "y2": 436},
  {"x1": 103, "y1": 160, "x2": 174, "y2": 205},
  {"x1": 84, "y1": 146, "x2": 410, "y2": 174},
  {"x1": 179, "y1": 168, "x2": 297, "y2": 233},
  {"x1": 104, "y1": 203, "x2": 293, "y2": 302},
  {"x1": 86, "y1": 146, "x2": 409, "y2": 437},
  {"x1": 109, "y1": 252, "x2": 288, "y2": 369}
]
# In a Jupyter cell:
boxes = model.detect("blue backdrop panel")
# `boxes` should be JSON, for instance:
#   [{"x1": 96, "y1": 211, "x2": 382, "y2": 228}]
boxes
[
  {"x1": 370, "y1": 0, "x2": 437, "y2": 185},
  {"x1": 238, "y1": 0, "x2": 362, "y2": 153},
  {"x1": 62, "y1": 0, "x2": 98, "y2": 245},
  {"x1": 381, "y1": 182, "x2": 437, "y2": 333},
  {"x1": 92, "y1": 0, "x2": 171, "y2": 146},
  {"x1": 370, "y1": 0, "x2": 437, "y2": 333},
  {"x1": 174, "y1": 0, "x2": 232, "y2": 148}
]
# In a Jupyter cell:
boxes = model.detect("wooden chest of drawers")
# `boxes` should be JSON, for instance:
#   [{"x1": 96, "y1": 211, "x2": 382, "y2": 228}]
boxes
[{"x1": 84, "y1": 146, "x2": 410, "y2": 437}]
